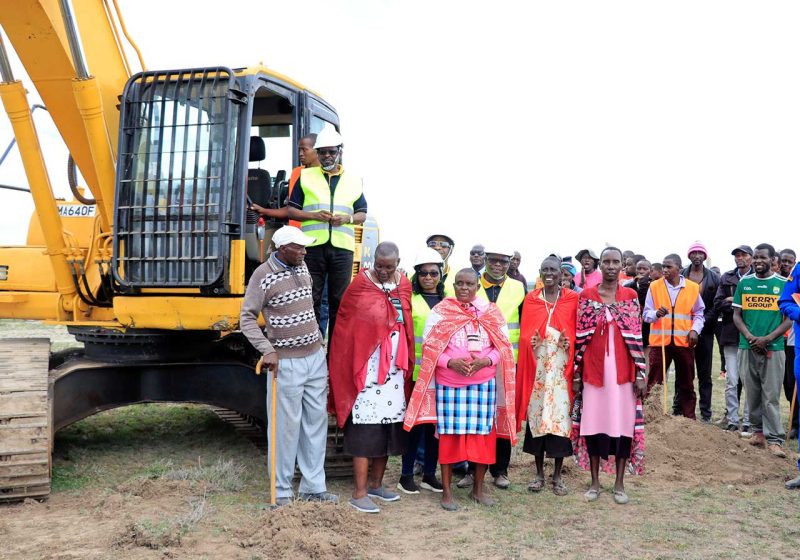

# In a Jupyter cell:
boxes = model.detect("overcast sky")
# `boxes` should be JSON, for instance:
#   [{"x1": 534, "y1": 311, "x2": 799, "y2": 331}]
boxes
[{"x1": 1, "y1": 1, "x2": 798, "y2": 276}]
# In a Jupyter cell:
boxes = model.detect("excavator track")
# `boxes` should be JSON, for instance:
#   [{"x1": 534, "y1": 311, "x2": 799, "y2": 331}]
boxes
[
  {"x1": 211, "y1": 408, "x2": 353, "y2": 479},
  {"x1": 0, "y1": 339, "x2": 51, "y2": 502}
]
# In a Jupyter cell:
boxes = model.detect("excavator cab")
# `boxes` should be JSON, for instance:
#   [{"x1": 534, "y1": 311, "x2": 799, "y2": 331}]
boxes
[{"x1": 113, "y1": 66, "x2": 339, "y2": 294}]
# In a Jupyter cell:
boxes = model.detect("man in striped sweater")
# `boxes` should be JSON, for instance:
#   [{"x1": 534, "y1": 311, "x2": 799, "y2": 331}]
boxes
[{"x1": 240, "y1": 226, "x2": 337, "y2": 506}]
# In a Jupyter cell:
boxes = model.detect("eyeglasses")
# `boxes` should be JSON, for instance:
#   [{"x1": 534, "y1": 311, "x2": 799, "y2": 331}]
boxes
[
  {"x1": 470, "y1": 251, "x2": 485, "y2": 256},
  {"x1": 417, "y1": 271, "x2": 440, "y2": 278},
  {"x1": 316, "y1": 148, "x2": 339, "y2": 157},
  {"x1": 427, "y1": 241, "x2": 452, "y2": 249},
  {"x1": 487, "y1": 258, "x2": 510, "y2": 266}
]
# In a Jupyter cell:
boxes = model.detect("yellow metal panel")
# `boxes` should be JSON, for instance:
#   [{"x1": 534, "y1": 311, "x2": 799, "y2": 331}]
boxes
[
  {"x1": 0, "y1": 247, "x2": 56, "y2": 292},
  {"x1": 0, "y1": 292, "x2": 61, "y2": 320},
  {"x1": 26, "y1": 205, "x2": 97, "y2": 248},
  {"x1": 114, "y1": 297, "x2": 243, "y2": 331},
  {"x1": 229, "y1": 240, "x2": 245, "y2": 295}
]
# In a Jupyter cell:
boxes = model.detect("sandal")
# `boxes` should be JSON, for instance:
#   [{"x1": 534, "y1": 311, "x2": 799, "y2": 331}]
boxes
[
  {"x1": 612, "y1": 490, "x2": 629, "y2": 505},
  {"x1": 584, "y1": 488, "x2": 600, "y2": 502},
  {"x1": 527, "y1": 476, "x2": 545, "y2": 493},
  {"x1": 551, "y1": 478, "x2": 568, "y2": 496}
]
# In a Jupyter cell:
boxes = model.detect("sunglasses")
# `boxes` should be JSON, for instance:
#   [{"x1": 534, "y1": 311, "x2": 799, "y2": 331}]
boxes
[
  {"x1": 417, "y1": 270, "x2": 440, "y2": 278},
  {"x1": 470, "y1": 251, "x2": 485, "y2": 256},
  {"x1": 317, "y1": 148, "x2": 339, "y2": 157},
  {"x1": 427, "y1": 241, "x2": 452, "y2": 249},
  {"x1": 487, "y1": 258, "x2": 510, "y2": 266}
]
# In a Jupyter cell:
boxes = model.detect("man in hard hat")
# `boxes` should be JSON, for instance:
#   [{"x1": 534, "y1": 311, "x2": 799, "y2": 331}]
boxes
[
  {"x1": 239, "y1": 226, "x2": 337, "y2": 506},
  {"x1": 250, "y1": 133, "x2": 319, "y2": 227},
  {"x1": 426, "y1": 233, "x2": 456, "y2": 296},
  {"x1": 456, "y1": 247, "x2": 525, "y2": 491},
  {"x1": 287, "y1": 128, "x2": 367, "y2": 341}
]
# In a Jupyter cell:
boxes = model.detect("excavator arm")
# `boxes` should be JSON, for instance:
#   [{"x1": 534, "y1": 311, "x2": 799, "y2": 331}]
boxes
[{"x1": 0, "y1": 0, "x2": 138, "y2": 231}]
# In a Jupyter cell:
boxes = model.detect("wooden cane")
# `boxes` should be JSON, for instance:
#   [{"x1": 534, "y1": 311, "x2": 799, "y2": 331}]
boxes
[
  {"x1": 787, "y1": 382, "x2": 797, "y2": 446},
  {"x1": 269, "y1": 369, "x2": 278, "y2": 506},
  {"x1": 255, "y1": 356, "x2": 278, "y2": 506},
  {"x1": 662, "y1": 339, "x2": 668, "y2": 414}
]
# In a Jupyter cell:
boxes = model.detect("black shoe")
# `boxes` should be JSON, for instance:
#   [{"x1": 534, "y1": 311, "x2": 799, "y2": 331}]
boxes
[
  {"x1": 420, "y1": 474, "x2": 443, "y2": 493},
  {"x1": 789, "y1": 428, "x2": 798, "y2": 440},
  {"x1": 724, "y1": 424, "x2": 738, "y2": 432},
  {"x1": 397, "y1": 475, "x2": 419, "y2": 494}
]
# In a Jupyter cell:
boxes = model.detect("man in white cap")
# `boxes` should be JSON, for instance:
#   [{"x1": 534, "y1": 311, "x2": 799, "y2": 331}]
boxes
[
  {"x1": 287, "y1": 127, "x2": 367, "y2": 341},
  {"x1": 457, "y1": 247, "x2": 525, "y2": 491},
  {"x1": 240, "y1": 225, "x2": 337, "y2": 506}
]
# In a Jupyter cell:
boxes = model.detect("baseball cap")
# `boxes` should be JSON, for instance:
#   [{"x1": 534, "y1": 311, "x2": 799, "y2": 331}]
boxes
[
  {"x1": 730, "y1": 245, "x2": 753, "y2": 256},
  {"x1": 272, "y1": 226, "x2": 314, "y2": 248}
]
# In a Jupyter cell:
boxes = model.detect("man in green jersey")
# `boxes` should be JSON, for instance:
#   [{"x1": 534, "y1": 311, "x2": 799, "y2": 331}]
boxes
[{"x1": 732, "y1": 243, "x2": 792, "y2": 457}]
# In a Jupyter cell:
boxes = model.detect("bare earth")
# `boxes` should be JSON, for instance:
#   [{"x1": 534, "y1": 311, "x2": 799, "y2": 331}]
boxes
[
  {"x1": 0, "y1": 398, "x2": 798, "y2": 560},
  {"x1": 0, "y1": 324, "x2": 797, "y2": 559}
]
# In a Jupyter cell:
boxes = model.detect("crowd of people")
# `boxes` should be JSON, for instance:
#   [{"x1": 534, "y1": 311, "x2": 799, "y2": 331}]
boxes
[{"x1": 240, "y1": 131, "x2": 800, "y2": 513}]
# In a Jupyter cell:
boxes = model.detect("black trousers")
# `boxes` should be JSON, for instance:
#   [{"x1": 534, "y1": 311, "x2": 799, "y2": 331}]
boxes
[
  {"x1": 677, "y1": 330, "x2": 714, "y2": 420},
  {"x1": 467, "y1": 438, "x2": 512, "y2": 478},
  {"x1": 783, "y1": 345, "x2": 798, "y2": 431},
  {"x1": 489, "y1": 438, "x2": 512, "y2": 478},
  {"x1": 304, "y1": 243, "x2": 354, "y2": 341}
]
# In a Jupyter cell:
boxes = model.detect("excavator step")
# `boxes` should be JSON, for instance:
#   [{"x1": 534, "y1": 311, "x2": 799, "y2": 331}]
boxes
[{"x1": 0, "y1": 339, "x2": 51, "y2": 502}]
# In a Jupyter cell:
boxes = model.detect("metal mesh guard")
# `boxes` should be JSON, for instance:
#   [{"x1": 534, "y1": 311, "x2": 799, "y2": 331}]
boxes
[{"x1": 113, "y1": 67, "x2": 237, "y2": 288}]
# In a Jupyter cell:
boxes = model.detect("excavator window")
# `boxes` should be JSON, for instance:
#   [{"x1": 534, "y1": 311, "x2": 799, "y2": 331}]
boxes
[{"x1": 114, "y1": 68, "x2": 240, "y2": 289}]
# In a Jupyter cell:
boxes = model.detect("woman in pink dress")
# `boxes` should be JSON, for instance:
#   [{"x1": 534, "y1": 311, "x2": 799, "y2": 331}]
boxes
[{"x1": 572, "y1": 247, "x2": 647, "y2": 505}]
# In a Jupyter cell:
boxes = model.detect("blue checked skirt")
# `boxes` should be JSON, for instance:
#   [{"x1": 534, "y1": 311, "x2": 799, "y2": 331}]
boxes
[{"x1": 436, "y1": 378, "x2": 496, "y2": 435}]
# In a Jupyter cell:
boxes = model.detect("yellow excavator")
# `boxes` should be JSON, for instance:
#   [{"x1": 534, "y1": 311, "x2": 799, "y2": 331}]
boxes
[{"x1": 0, "y1": 0, "x2": 377, "y2": 501}]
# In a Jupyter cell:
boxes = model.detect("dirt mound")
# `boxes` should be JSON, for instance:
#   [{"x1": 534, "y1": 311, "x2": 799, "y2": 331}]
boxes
[
  {"x1": 236, "y1": 501, "x2": 375, "y2": 560},
  {"x1": 642, "y1": 388, "x2": 793, "y2": 485}
]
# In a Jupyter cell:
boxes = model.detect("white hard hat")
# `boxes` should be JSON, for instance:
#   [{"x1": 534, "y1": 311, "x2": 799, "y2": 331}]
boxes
[
  {"x1": 272, "y1": 226, "x2": 314, "y2": 248},
  {"x1": 314, "y1": 127, "x2": 343, "y2": 149},
  {"x1": 413, "y1": 248, "x2": 444, "y2": 268},
  {"x1": 484, "y1": 248, "x2": 514, "y2": 258}
]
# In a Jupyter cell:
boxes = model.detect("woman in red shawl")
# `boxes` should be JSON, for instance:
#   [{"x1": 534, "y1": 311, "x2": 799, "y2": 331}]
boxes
[
  {"x1": 404, "y1": 269, "x2": 517, "y2": 511},
  {"x1": 516, "y1": 256, "x2": 579, "y2": 496},
  {"x1": 329, "y1": 242, "x2": 415, "y2": 514},
  {"x1": 571, "y1": 247, "x2": 647, "y2": 506}
]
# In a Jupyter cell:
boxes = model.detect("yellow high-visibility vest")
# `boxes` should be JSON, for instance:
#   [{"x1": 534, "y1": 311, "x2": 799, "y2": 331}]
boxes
[
  {"x1": 411, "y1": 292, "x2": 441, "y2": 381},
  {"x1": 477, "y1": 276, "x2": 525, "y2": 360},
  {"x1": 299, "y1": 167, "x2": 362, "y2": 251},
  {"x1": 649, "y1": 277, "x2": 700, "y2": 347}
]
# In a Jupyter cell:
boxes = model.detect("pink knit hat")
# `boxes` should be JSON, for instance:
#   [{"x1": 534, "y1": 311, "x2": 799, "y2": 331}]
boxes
[{"x1": 687, "y1": 241, "x2": 708, "y2": 259}]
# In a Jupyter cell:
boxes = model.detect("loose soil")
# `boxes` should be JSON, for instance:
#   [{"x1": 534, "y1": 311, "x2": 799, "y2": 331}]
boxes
[{"x1": 1, "y1": 383, "x2": 798, "y2": 559}]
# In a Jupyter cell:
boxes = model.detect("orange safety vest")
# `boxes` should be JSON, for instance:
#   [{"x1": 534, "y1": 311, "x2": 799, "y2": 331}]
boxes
[
  {"x1": 287, "y1": 166, "x2": 302, "y2": 228},
  {"x1": 649, "y1": 278, "x2": 700, "y2": 347}
]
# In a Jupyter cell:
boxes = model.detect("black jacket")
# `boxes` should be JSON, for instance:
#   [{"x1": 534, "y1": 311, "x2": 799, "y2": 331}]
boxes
[
  {"x1": 624, "y1": 277, "x2": 651, "y2": 344},
  {"x1": 681, "y1": 265, "x2": 720, "y2": 334},
  {"x1": 713, "y1": 267, "x2": 753, "y2": 346}
]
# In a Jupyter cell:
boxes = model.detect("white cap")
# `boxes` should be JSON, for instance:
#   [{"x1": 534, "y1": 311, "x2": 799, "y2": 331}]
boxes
[
  {"x1": 484, "y1": 248, "x2": 513, "y2": 258},
  {"x1": 272, "y1": 226, "x2": 314, "y2": 248},
  {"x1": 413, "y1": 248, "x2": 444, "y2": 268},
  {"x1": 314, "y1": 127, "x2": 343, "y2": 149}
]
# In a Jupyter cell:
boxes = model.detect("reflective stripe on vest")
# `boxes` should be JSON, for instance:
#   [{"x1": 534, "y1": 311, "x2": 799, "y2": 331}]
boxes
[
  {"x1": 648, "y1": 278, "x2": 700, "y2": 347},
  {"x1": 299, "y1": 167, "x2": 362, "y2": 251},
  {"x1": 412, "y1": 293, "x2": 438, "y2": 381},
  {"x1": 477, "y1": 276, "x2": 526, "y2": 360}
]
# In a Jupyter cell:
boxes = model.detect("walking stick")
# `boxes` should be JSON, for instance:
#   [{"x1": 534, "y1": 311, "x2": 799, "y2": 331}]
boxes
[
  {"x1": 256, "y1": 356, "x2": 279, "y2": 506},
  {"x1": 662, "y1": 339, "x2": 668, "y2": 414},
  {"x1": 787, "y1": 382, "x2": 797, "y2": 446}
]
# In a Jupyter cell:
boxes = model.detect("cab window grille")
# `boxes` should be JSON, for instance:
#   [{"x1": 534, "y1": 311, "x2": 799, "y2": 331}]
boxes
[{"x1": 113, "y1": 67, "x2": 238, "y2": 288}]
